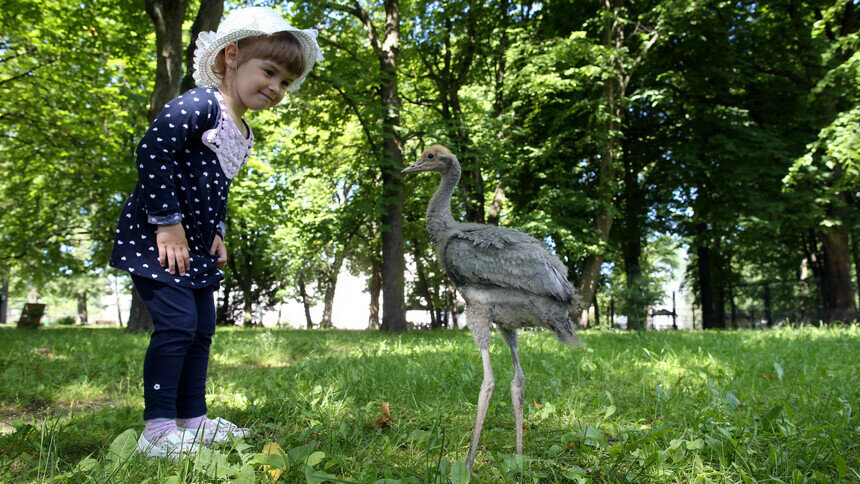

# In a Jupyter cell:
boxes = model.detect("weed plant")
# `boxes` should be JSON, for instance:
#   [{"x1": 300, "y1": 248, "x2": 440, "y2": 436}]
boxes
[{"x1": 0, "y1": 325, "x2": 857, "y2": 482}]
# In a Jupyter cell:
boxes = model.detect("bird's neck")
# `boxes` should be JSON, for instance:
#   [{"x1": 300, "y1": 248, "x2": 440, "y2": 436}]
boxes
[{"x1": 427, "y1": 164, "x2": 461, "y2": 245}]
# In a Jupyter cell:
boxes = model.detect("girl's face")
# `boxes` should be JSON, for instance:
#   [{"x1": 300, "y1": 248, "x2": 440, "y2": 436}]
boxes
[{"x1": 231, "y1": 57, "x2": 293, "y2": 111}]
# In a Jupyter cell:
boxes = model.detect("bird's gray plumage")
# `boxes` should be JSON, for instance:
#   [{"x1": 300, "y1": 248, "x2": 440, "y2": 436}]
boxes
[
  {"x1": 441, "y1": 227, "x2": 574, "y2": 304},
  {"x1": 402, "y1": 144, "x2": 581, "y2": 474}
]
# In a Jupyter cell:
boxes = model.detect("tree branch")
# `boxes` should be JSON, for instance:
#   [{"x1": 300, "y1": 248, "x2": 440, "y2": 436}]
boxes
[
  {"x1": 454, "y1": 0, "x2": 477, "y2": 85},
  {"x1": 318, "y1": 36, "x2": 366, "y2": 66},
  {"x1": 313, "y1": 74, "x2": 382, "y2": 160},
  {"x1": 317, "y1": 1, "x2": 383, "y2": 56}
]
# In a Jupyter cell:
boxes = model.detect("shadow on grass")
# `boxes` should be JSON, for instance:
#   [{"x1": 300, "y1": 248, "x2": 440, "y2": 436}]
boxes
[{"x1": 0, "y1": 325, "x2": 857, "y2": 482}]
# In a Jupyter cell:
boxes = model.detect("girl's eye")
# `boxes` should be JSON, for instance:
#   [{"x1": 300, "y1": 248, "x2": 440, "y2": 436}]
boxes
[{"x1": 264, "y1": 69, "x2": 274, "y2": 76}]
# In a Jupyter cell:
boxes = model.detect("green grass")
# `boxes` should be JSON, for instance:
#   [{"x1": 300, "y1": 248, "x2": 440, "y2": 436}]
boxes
[{"x1": 0, "y1": 325, "x2": 857, "y2": 483}]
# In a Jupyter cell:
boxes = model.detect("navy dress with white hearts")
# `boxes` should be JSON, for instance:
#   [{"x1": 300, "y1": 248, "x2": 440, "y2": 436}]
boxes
[{"x1": 109, "y1": 88, "x2": 254, "y2": 288}]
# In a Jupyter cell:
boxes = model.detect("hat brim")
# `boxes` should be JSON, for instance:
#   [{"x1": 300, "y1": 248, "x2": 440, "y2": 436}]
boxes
[{"x1": 193, "y1": 28, "x2": 322, "y2": 95}]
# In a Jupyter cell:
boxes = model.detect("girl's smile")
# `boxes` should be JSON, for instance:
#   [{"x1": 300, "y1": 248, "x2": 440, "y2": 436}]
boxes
[
  {"x1": 234, "y1": 58, "x2": 292, "y2": 111},
  {"x1": 220, "y1": 49, "x2": 296, "y2": 124}
]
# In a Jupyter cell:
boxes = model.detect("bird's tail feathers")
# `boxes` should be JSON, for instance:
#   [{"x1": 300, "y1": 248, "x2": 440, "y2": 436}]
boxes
[{"x1": 549, "y1": 317, "x2": 583, "y2": 348}]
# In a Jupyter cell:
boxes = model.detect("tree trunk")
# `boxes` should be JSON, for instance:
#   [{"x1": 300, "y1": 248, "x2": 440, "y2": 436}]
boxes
[
  {"x1": 817, "y1": 225, "x2": 857, "y2": 321},
  {"x1": 242, "y1": 296, "x2": 253, "y2": 326},
  {"x1": 493, "y1": 0, "x2": 509, "y2": 117},
  {"x1": 413, "y1": 247, "x2": 437, "y2": 328},
  {"x1": 671, "y1": 292, "x2": 677, "y2": 330},
  {"x1": 852, "y1": 231, "x2": 860, "y2": 308},
  {"x1": 320, "y1": 0, "x2": 405, "y2": 330},
  {"x1": 577, "y1": 217, "x2": 611, "y2": 328},
  {"x1": 714, "y1": 239, "x2": 726, "y2": 328},
  {"x1": 623, "y1": 151, "x2": 644, "y2": 330},
  {"x1": 455, "y1": 134, "x2": 484, "y2": 223},
  {"x1": 610, "y1": 297, "x2": 615, "y2": 328},
  {"x1": 320, "y1": 254, "x2": 345, "y2": 329},
  {"x1": 486, "y1": 182, "x2": 505, "y2": 226},
  {"x1": 180, "y1": 0, "x2": 223, "y2": 93},
  {"x1": 447, "y1": 286, "x2": 459, "y2": 329},
  {"x1": 367, "y1": 254, "x2": 381, "y2": 329},
  {"x1": 697, "y1": 244, "x2": 717, "y2": 329},
  {"x1": 0, "y1": 279, "x2": 8, "y2": 326},
  {"x1": 763, "y1": 283, "x2": 773, "y2": 327},
  {"x1": 216, "y1": 283, "x2": 230, "y2": 325},
  {"x1": 576, "y1": 0, "x2": 623, "y2": 326},
  {"x1": 729, "y1": 284, "x2": 736, "y2": 329},
  {"x1": 486, "y1": 0, "x2": 508, "y2": 229},
  {"x1": 76, "y1": 292, "x2": 88, "y2": 324},
  {"x1": 129, "y1": 0, "x2": 189, "y2": 332},
  {"x1": 127, "y1": 286, "x2": 153, "y2": 333},
  {"x1": 298, "y1": 275, "x2": 314, "y2": 329},
  {"x1": 144, "y1": 0, "x2": 188, "y2": 121},
  {"x1": 378, "y1": 0, "x2": 406, "y2": 332}
]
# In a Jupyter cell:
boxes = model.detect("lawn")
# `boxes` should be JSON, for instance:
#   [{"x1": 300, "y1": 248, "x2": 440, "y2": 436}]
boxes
[{"x1": 0, "y1": 325, "x2": 857, "y2": 483}]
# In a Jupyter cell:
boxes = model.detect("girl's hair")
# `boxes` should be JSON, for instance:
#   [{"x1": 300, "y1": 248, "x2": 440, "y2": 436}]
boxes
[{"x1": 212, "y1": 31, "x2": 305, "y2": 86}]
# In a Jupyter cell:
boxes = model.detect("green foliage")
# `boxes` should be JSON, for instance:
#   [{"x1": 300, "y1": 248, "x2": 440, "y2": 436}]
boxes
[
  {"x1": 1, "y1": 0, "x2": 858, "y2": 324},
  {"x1": 0, "y1": 0, "x2": 151, "y2": 280},
  {"x1": 0, "y1": 326, "x2": 857, "y2": 481},
  {"x1": 503, "y1": 28, "x2": 605, "y2": 267}
]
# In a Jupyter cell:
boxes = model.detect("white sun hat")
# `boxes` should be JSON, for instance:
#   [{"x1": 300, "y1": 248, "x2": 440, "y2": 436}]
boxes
[{"x1": 192, "y1": 6, "x2": 323, "y2": 93}]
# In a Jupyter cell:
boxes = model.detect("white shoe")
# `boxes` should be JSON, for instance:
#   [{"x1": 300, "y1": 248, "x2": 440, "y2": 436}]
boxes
[
  {"x1": 136, "y1": 429, "x2": 199, "y2": 460},
  {"x1": 179, "y1": 417, "x2": 249, "y2": 445}
]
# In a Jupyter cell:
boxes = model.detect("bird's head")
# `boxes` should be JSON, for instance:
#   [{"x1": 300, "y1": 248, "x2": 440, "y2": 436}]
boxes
[{"x1": 401, "y1": 145, "x2": 457, "y2": 174}]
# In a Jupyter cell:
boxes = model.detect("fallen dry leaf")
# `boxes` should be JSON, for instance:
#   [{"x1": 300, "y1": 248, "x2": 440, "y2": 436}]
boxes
[
  {"x1": 261, "y1": 442, "x2": 286, "y2": 482},
  {"x1": 534, "y1": 399, "x2": 544, "y2": 409},
  {"x1": 35, "y1": 348, "x2": 52, "y2": 358},
  {"x1": 760, "y1": 373, "x2": 776, "y2": 380},
  {"x1": 373, "y1": 402, "x2": 393, "y2": 429}
]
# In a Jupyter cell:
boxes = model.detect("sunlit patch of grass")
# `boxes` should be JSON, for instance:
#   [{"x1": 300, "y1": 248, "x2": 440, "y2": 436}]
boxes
[
  {"x1": 53, "y1": 380, "x2": 107, "y2": 403},
  {"x1": 0, "y1": 325, "x2": 857, "y2": 482}
]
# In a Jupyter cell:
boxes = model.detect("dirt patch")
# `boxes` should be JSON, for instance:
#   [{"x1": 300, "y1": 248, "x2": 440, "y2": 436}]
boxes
[
  {"x1": 0, "y1": 400, "x2": 120, "y2": 433},
  {"x1": 215, "y1": 357, "x2": 298, "y2": 370}
]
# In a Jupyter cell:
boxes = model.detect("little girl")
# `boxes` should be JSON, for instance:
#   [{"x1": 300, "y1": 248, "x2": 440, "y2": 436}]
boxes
[{"x1": 109, "y1": 6, "x2": 322, "y2": 459}]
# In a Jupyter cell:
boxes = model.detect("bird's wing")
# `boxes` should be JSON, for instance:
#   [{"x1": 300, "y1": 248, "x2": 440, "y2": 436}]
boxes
[{"x1": 442, "y1": 225, "x2": 574, "y2": 304}]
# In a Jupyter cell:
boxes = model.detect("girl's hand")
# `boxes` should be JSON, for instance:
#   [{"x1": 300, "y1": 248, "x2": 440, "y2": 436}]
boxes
[
  {"x1": 156, "y1": 223, "x2": 190, "y2": 275},
  {"x1": 211, "y1": 234, "x2": 228, "y2": 269}
]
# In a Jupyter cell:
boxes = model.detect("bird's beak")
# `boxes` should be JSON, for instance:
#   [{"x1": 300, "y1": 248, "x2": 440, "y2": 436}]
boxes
[{"x1": 401, "y1": 159, "x2": 427, "y2": 174}]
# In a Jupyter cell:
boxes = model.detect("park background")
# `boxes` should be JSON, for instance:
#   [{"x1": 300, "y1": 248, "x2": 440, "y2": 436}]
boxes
[
  {"x1": 0, "y1": 0, "x2": 858, "y2": 482},
  {"x1": 0, "y1": 0, "x2": 857, "y2": 331}
]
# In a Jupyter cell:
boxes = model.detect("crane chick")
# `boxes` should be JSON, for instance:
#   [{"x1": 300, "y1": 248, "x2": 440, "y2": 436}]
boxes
[{"x1": 401, "y1": 145, "x2": 581, "y2": 472}]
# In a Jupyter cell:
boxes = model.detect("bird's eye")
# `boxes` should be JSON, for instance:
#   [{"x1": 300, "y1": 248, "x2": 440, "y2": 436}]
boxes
[{"x1": 427, "y1": 153, "x2": 435, "y2": 159}]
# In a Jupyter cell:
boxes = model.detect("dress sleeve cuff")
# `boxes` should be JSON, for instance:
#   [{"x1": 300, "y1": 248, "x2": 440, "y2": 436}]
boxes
[
  {"x1": 216, "y1": 221, "x2": 226, "y2": 238},
  {"x1": 148, "y1": 212, "x2": 183, "y2": 225}
]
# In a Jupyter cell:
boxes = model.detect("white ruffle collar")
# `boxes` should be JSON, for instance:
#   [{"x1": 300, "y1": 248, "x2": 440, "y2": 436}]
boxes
[{"x1": 201, "y1": 89, "x2": 254, "y2": 179}]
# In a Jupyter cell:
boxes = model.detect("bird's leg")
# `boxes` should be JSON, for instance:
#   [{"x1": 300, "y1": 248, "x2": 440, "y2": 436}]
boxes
[
  {"x1": 465, "y1": 306, "x2": 494, "y2": 473},
  {"x1": 466, "y1": 346, "x2": 494, "y2": 473},
  {"x1": 500, "y1": 328, "x2": 525, "y2": 455}
]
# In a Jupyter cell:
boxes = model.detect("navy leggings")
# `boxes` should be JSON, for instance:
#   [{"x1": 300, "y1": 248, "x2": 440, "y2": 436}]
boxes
[{"x1": 132, "y1": 275, "x2": 217, "y2": 420}]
